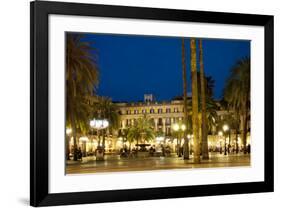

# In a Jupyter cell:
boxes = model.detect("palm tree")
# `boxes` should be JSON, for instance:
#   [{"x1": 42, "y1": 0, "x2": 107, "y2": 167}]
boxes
[
  {"x1": 205, "y1": 98, "x2": 219, "y2": 135},
  {"x1": 126, "y1": 129, "x2": 135, "y2": 152},
  {"x1": 128, "y1": 115, "x2": 155, "y2": 154},
  {"x1": 224, "y1": 58, "x2": 250, "y2": 154},
  {"x1": 119, "y1": 128, "x2": 129, "y2": 149},
  {"x1": 196, "y1": 73, "x2": 218, "y2": 136},
  {"x1": 66, "y1": 34, "x2": 99, "y2": 160},
  {"x1": 181, "y1": 38, "x2": 189, "y2": 159},
  {"x1": 190, "y1": 39, "x2": 200, "y2": 163},
  {"x1": 199, "y1": 39, "x2": 209, "y2": 159}
]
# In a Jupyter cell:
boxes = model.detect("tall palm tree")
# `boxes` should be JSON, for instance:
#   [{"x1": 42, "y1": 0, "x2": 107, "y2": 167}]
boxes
[
  {"x1": 196, "y1": 73, "x2": 217, "y2": 135},
  {"x1": 181, "y1": 38, "x2": 189, "y2": 159},
  {"x1": 224, "y1": 58, "x2": 250, "y2": 153},
  {"x1": 190, "y1": 39, "x2": 200, "y2": 163},
  {"x1": 199, "y1": 39, "x2": 209, "y2": 159},
  {"x1": 66, "y1": 34, "x2": 99, "y2": 160}
]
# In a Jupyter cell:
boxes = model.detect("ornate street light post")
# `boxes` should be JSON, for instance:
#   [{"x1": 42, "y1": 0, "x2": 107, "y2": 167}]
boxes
[
  {"x1": 90, "y1": 119, "x2": 109, "y2": 161},
  {"x1": 223, "y1": 124, "x2": 229, "y2": 156},
  {"x1": 218, "y1": 131, "x2": 223, "y2": 154},
  {"x1": 172, "y1": 123, "x2": 186, "y2": 157}
]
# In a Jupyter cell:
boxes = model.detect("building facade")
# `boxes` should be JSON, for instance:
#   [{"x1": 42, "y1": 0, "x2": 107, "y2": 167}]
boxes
[{"x1": 69, "y1": 94, "x2": 250, "y2": 155}]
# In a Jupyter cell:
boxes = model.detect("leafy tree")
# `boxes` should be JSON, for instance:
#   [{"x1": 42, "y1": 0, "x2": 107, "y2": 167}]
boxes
[
  {"x1": 127, "y1": 115, "x2": 155, "y2": 153},
  {"x1": 223, "y1": 58, "x2": 250, "y2": 153},
  {"x1": 66, "y1": 34, "x2": 99, "y2": 160}
]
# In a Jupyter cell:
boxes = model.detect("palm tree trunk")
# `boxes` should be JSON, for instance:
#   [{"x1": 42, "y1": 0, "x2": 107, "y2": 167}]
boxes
[
  {"x1": 102, "y1": 129, "x2": 106, "y2": 149},
  {"x1": 242, "y1": 100, "x2": 248, "y2": 154},
  {"x1": 66, "y1": 136, "x2": 70, "y2": 160},
  {"x1": 181, "y1": 38, "x2": 189, "y2": 160},
  {"x1": 235, "y1": 129, "x2": 239, "y2": 154},
  {"x1": 190, "y1": 39, "x2": 200, "y2": 163},
  {"x1": 136, "y1": 138, "x2": 139, "y2": 154},
  {"x1": 199, "y1": 39, "x2": 209, "y2": 159},
  {"x1": 70, "y1": 113, "x2": 78, "y2": 161},
  {"x1": 122, "y1": 136, "x2": 125, "y2": 148}
]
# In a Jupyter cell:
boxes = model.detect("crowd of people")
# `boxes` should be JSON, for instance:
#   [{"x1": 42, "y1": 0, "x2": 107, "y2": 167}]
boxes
[{"x1": 68, "y1": 143, "x2": 251, "y2": 161}]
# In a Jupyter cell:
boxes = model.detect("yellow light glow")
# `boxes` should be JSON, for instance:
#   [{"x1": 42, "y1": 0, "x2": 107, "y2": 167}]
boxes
[
  {"x1": 181, "y1": 124, "x2": 186, "y2": 131},
  {"x1": 172, "y1": 123, "x2": 180, "y2": 131},
  {"x1": 156, "y1": 136, "x2": 164, "y2": 142},
  {"x1": 66, "y1": 128, "x2": 72, "y2": 135},
  {"x1": 79, "y1": 136, "x2": 89, "y2": 142},
  {"x1": 218, "y1": 131, "x2": 223, "y2": 136},
  {"x1": 223, "y1": 124, "x2": 229, "y2": 132}
]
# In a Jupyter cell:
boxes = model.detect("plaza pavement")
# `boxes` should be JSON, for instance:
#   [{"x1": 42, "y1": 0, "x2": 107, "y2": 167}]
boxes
[{"x1": 66, "y1": 153, "x2": 250, "y2": 174}]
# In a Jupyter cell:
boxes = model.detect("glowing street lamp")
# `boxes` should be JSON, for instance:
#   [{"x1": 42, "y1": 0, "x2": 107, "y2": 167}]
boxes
[
  {"x1": 90, "y1": 119, "x2": 109, "y2": 159},
  {"x1": 222, "y1": 124, "x2": 229, "y2": 155},
  {"x1": 223, "y1": 124, "x2": 229, "y2": 132},
  {"x1": 181, "y1": 124, "x2": 186, "y2": 131},
  {"x1": 66, "y1": 128, "x2": 72, "y2": 135},
  {"x1": 172, "y1": 123, "x2": 186, "y2": 157},
  {"x1": 172, "y1": 123, "x2": 180, "y2": 131},
  {"x1": 90, "y1": 119, "x2": 109, "y2": 130}
]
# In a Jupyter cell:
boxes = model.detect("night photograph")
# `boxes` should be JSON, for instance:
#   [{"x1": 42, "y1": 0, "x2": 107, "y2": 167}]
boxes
[{"x1": 65, "y1": 32, "x2": 251, "y2": 174}]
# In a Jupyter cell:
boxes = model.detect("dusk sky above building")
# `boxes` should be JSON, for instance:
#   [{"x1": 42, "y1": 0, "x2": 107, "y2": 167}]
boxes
[{"x1": 81, "y1": 33, "x2": 250, "y2": 102}]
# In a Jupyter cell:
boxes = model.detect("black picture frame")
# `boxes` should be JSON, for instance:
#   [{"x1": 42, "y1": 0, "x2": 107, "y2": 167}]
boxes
[{"x1": 30, "y1": 1, "x2": 274, "y2": 207}]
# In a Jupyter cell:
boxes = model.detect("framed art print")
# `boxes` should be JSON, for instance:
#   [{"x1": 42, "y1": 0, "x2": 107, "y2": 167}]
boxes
[{"x1": 30, "y1": 1, "x2": 274, "y2": 206}]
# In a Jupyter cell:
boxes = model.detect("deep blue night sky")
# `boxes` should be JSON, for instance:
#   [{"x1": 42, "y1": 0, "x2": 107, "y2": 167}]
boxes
[{"x1": 82, "y1": 33, "x2": 250, "y2": 102}]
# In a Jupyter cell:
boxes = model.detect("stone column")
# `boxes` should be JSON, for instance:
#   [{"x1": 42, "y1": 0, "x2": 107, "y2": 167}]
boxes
[
  {"x1": 154, "y1": 118, "x2": 158, "y2": 131},
  {"x1": 163, "y1": 118, "x2": 166, "y2": 134}
]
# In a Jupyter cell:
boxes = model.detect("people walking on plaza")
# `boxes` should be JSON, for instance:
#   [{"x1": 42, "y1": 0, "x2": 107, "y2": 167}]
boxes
[{"x1": 77, "y1": 147, "x2": 83, "y2": 161}]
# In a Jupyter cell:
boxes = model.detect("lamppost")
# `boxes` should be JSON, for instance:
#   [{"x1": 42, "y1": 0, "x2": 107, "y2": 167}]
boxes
[
  {"x1": 172, "y1": 123, "x2": 186, "y2": 157},
  {"x1": 90, "y1": 119, "x2": 109, "y2": 161},
  {"x1": 218, "y1": 131, "x2": 223, "y2": 154},
  {"x1": 187, "y1": 134, "x2": 193, "y2": 155},
  {"x1": 223, "y1": 124, "x2": 229, "y2": 155},
  {"x1": 66, "y1": 128, "x2": 72, "y2": 160},
  {"x1": 90, "y1": 119, "x2": 109, "y2": 146}
]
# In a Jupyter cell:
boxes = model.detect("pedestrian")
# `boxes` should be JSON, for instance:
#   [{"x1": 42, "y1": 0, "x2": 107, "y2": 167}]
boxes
[
  {"x1": 77, "y1": 147, "x2": 82, "y2": 161},
  {"x1": 247, "y1": 144, "x2": 251, "y2": 154},
  {"x1": 161, "y1": 144, "x2": 165, "y2": 157}
]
